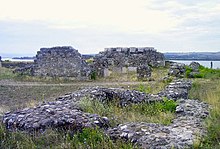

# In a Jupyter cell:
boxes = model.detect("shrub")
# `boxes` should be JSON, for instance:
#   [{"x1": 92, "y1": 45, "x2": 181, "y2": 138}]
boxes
[
  {"x1": 90, "y1": 71, "x2": 97, "y2": 80},
  {"x1": 185, "y1": 65, "x2": 220, "y2": 79}
]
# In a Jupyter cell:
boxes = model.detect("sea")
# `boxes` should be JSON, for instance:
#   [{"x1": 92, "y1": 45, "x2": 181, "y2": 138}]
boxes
[
  {"x1": 170, "y1": 60, "x2": 220, "y2": 69},
  {"x1": 2, "y1": 58, "x2": 220, "y2": 69}
]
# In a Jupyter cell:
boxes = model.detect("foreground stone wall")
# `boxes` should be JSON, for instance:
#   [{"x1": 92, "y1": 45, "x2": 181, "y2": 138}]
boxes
[
  {"x1": 2, "y1": 79, "x2": 209, "y2": 148},
  {"x1": 93, "y1": 47, "x2": 164, "y2": 77}
]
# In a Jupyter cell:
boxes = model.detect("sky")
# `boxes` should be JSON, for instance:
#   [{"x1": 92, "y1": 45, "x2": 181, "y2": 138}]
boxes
[{"x1": 0, "y1": 0, "x2": 220, "y2": 57}]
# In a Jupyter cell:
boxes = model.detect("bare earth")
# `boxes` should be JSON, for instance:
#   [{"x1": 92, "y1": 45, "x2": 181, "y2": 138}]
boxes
[{"x1": 0, "y1": 80, "x2": 149, "y2": 116}]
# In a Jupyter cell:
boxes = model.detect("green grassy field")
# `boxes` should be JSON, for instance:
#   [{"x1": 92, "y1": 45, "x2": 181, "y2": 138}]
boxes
[{"x1": 1, "y1": 66, "x2": 220, "y2": 148}]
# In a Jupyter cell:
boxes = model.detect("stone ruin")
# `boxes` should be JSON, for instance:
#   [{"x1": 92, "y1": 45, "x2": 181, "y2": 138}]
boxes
[
  {"x1": 168, "y1": 61, "x2": 202, "y2": 78},
  {"x1": 93, "y1": 47, "x2": 165, "y2": 77},
  {"x1": 137, "y1": 65, "x2": 152, "y2": 80},
  {"x1": 168, "y1": 62, "x2": 186, "y2": 78},
  {"x1": 14, "y1": 46, "x2": 165, "y2": 80},
  {"x1": 2, "y1": 79, "x2": 210, "y2": 148},
  {"x1": 16, "y1": 46, "x2": 91, "y2": 80},
  {"x1": 188, "y1": 62, "x2": 201, "y2": 78}
]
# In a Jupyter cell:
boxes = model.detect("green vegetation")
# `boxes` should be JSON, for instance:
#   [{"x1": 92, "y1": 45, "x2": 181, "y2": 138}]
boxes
[
  {"x1": 0, "y1": 125, "x2": 135, "y2": 149},
  {"x1": 85, "y1": 58, "x2": 94, "y2": 64},
  {"x1": 2, "y1": 64, "x2": 220, "y2": 148},
  {"x1": 0, "y1": 67, "x2": 16, "y2": 80},
  {"x1": 135, "y1": 83, "x2": 152, "y2": 93},
  {"x1": 185, "y1": 65, "x2": 220, "y2": 79},
  {"x1": 79, "y1": 98, "x2": 177, "y2": 126},
  {"x1": 90, "y1": 71, "x2": 97, "y2": 80},
  {"x1": 189, "y1": 79, "x2": 220, "y2": 148},
  {"x1": 98, "y1": 71, "x2": 138, "y2": 82},
  {"x1": 134, "y1": 82, "x2": 168, "y2": 94},
  {"x1": 0, "y1": 67, "x2": 87, "y2": 83},
  {"x1": 187, "y1": 67, "x2": 220, "y2": 148}
]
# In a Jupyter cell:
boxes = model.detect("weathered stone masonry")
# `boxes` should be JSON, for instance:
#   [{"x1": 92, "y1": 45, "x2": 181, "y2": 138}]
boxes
[
  {"x1": 33, "y1": 46, "x2": 91, "y2": 79},
  {"x1": 13, "y1": 46, "x2": 91, "y2": 80},
  {"x1": 93, "y1": 47, "x2": 165, "y2": 77}
]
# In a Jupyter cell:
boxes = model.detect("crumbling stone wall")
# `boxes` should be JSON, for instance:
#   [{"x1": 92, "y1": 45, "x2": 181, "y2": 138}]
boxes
[
  {"x1": 33, "y1": 46, "x2": 91, "y2": 79},
  {"x1": 93, "y1": 47, "x2": 165, "y2": 76},
  {"x1": 3, "y1": 79, "x2": 210, "y2": 148},
  {"x1": 15, "y1": 46, "x2": 91, "y2": 80},
  {"x1": 2, "y1": 61, "x2": 33, "y2": 69}
]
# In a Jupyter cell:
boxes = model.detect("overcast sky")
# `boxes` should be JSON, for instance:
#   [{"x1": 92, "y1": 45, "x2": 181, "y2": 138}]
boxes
[{"x1": 0, "y1": 0, "x2": 220, "y2": 57}]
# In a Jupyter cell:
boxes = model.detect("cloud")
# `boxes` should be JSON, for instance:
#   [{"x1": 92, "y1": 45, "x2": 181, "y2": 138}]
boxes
[
  {"x1": 0, "y1": 0, "x2": 220, "y2": 56},
  {"x1": 0, "y1": 0, "x2": 179, "y2": 33}
]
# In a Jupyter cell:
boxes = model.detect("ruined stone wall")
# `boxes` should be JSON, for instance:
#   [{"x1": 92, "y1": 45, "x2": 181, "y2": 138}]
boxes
[
  {"x1": 93, "y1": 47, "x2": 165, "y2": 76},
  {"x1": 33, "y1": 46, "x2": 91, "y2": 79},
  {"x1": 94, "y1": 47, "x2": 164, "y2": 68},
  {"x1": 2, "y1": 61, "x2": 33, "y2": 69}
]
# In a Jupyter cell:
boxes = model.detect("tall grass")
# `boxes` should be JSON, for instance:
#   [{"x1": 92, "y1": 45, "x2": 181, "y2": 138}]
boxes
[
  {"x1": 79, "y1": 98, "x2": 177, "y2": 126},
  {"x1": 0, "y1": 67, "x2": 16, "y2": 80},
  {"x1": 0, "y1": 124, "x2": 135, "y2": 149},
  {"x1": 0, "y1": 67, "x2": 88, "y2": 83},
  {"x1": 134, "y1": 81, "x2": 168, "y2": 94},
  {"x1": 189, "y1": 79, "x2": 220, "y2": 148}
]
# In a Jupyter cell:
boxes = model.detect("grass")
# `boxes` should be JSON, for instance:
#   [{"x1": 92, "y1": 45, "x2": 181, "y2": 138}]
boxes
[
  {"x1": 189, "y1": 79, "x2": 220, "y2": 148},
  {"x1": 97, "y1": 71, "x2": 138, "y2": 82},
  {"x1": 0, "y1": 66, "x2": 175, "y2": 148},
  {"x1": 79, "y1": 98, "x2": 177, "y2": 126},
  {"x1": 97, "y1": 66, "x2": 169, "y2": 83},
  {"x1": 0, "y1": 67, "x2": 17, "y2": 80},
  {"x1": 0, "y1": 67, "x2": 91, "y2": 83},
  {"x1": 134, "y1": 80, "x2": 169, "y2": 94},
  {"x1": 186, "y1": 65, "x2": 220, "y2": 79},
  {"x1": 0, "y1": 125, "x2": 135, "y2": 149},
  {"x1": 4, "y1": 65, "x2": 220, "y2": 148},
  {"x1": 0, "y1": 85, "x2": 82, "y2": 112}
]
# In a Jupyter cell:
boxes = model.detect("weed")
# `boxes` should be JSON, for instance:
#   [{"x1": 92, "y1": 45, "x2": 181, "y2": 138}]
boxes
[
  {"x1": 0, "y1": 123, "x2": 135, "y2": 149},
  {"x1": 79, "y1": 98, "x2": 176, "y2": 126},
  {"x1": 0, "y1": 67, "x2": 16, "y2": 80},
  {"x1": 189, "y1": 79, "x2": 220, "y2": 148},
  {"x1": 136, "y1": 84, "x2": 152, "y2": 93},
  {"x1": 90, "y1": 71, "x2": 97, "y2": 80},
  {"x1": 185, "y1": 65, "x2": 220, "y2": 79}
]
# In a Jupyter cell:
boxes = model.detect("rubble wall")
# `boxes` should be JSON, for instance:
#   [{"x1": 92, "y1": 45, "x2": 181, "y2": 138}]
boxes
[
  {"x1": 93, "y1": 47, "x2": 165, "y2": 76},
  {"x1": 33, "y1": 46, "x2": 91, "y2": 79}
]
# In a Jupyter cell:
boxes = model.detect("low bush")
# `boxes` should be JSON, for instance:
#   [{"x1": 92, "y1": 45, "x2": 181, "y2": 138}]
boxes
[
  {"x1": 185, "y1": 65, "x2": 220, "y2": 79},
  {"x1": 90, "y1": 71, "x2": 97, "y2": 80}
]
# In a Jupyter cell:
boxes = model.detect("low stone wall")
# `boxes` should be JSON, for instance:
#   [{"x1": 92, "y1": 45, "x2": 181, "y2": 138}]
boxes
[
  {"x1": 2, "y1": 61, "x2": 33, "y2": 69},
  {"x1": 2, "y1": 79, "x2": 209, "y2": 148},
  {"x1": 168, "y1": 62, "x2": 186, "y2": 77},
  {"x1": 107, "y1": 99, "x2": 209, "y2": 148}
]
